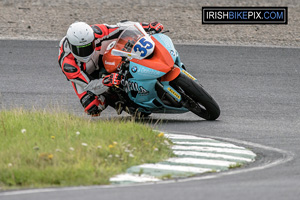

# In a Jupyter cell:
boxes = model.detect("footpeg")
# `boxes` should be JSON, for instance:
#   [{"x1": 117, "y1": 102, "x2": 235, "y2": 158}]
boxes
[{"x1": 115, "y1": 101, "x2": 125, "y2": 115}]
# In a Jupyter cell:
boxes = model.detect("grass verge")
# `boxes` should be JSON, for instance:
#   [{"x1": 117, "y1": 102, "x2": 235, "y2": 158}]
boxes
[{"x1": 0, "y1": 109, "x2": 172, "y2": 190}]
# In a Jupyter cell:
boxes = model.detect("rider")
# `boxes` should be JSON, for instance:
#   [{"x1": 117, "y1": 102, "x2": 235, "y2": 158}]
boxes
[{"x1": 58, "y1": 20, "x2": 164, "y2": 116}]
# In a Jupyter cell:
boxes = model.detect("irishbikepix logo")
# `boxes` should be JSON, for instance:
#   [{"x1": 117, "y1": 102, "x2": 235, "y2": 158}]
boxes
[{"x1": 202, "y1": 7, "x2": 288, "y2": 24}]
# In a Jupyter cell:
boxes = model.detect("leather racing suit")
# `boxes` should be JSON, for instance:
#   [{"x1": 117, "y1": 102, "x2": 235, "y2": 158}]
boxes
[{"x1": 58, "y1": 21, "x2": 163, "y2": 116}]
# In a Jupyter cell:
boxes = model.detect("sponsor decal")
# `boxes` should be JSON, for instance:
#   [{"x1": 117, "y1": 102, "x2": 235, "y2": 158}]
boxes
[
  {"x1": 138, "y1": 67, "x2": 162, "y2": 76},
  {"x1": 170, "y1": 50, "x2": 176, "y2": 57},
  {"x1": 131, "y1": 66, "x2": 138, "y2": 73},
  {"x1": 121, "y1": 79, "x2": 149, "y2": 95},
  {"x1": 182, "y1": 70, "x2": 196, "y2": 80},
  {"x1": 105, "y1": 60, "x2": 115, "y2": 66},
  {"x1": 167, "y1": 87, "x2": 181, "y2": 101},
  {"x1": 130, "y1": 65, "x2": 162, "y2": 76}
]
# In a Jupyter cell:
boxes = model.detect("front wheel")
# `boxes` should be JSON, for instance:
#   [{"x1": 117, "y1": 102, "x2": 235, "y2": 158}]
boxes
[{"x1": 170, "y1": 74, "x2": 220, "y2": 120}]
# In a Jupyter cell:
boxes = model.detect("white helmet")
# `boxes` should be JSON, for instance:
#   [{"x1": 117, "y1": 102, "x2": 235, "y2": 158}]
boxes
[{"x1": 66, "y1": 22, "x2": 95, "y2": 63}]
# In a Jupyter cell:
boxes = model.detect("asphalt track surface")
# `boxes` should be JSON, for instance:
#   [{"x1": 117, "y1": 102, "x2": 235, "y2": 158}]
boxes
[{"x1": 0, "y1": 40, "x2": 300, "y2": 200}]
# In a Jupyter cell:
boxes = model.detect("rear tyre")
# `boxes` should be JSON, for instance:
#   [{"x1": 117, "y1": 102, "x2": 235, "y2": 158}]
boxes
[{"x1": 171, "y1": 73, "x2": 220, "y2": 120}]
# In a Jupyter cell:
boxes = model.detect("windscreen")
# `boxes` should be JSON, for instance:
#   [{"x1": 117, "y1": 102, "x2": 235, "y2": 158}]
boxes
[{"x1": 114, "y1": 25, "x2": 144, "y2": 53}]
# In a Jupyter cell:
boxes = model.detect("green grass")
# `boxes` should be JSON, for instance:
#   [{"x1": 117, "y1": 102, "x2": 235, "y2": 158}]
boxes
[
  {"x1": 0, "y1": 109, "x2": 172, "y2": 189},
  {"x1": 229, "y1": 162, "x2": 243, "y2": 169}
]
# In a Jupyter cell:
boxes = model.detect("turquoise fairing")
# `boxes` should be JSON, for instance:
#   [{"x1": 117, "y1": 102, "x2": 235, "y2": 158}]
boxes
[
  {"x1": 129, "y1": 63, "x2": 165, "y2": 80},
  {"x1": 152, "y1": 33, "x2": 177, "y2": 63},
  {"x1": 123, "y1": 33, "x2": 189, "y2": 113},
  {"x1": 125, "y1": 78, "x2": 157, "y2": 103},
  {"x1": 128, "y1": 33, "x2": 179, "y2": 81}
]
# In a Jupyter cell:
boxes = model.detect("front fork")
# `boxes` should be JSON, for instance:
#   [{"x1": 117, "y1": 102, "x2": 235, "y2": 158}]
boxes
[
  {"x1": 155, "y1": 81, "x2": 182, "y2": 107},
  {"x1": 157, "y1": 67, "x2": 200, "y2": 110}
]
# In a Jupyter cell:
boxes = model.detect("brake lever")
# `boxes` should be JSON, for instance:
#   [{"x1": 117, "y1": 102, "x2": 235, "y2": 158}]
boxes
[
  {"x1": 148, "y1": 30, "x2": 170, "y2": 35},
  {"x1": 161, "y1": 30, "x2": 170, "y2": 34}
]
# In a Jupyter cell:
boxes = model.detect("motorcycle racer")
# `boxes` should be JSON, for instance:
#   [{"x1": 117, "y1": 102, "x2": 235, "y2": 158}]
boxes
[{"x1": 58, "y1": 20, "x2": 164, "y2": 116}]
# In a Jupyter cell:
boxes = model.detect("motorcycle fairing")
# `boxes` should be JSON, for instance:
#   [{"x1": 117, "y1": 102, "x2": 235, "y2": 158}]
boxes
[
  {"x1": 129, "y1": 63, "x2": 165, "y2": 80},
  {"x1": 123, "y1": 77, "x2": 188, "y2": 113},
  {"x1": 124, "y1": 78, "x2": 157, "y2": 103},
  {"x1": 152, "y1": 33, "x2": 186, "y2": 70},
  {"x1": 152, "y1": 33, "x2": 177, "y2": 63},
  {"x1": 102, "y1": 24, "x2": 194, "y2": 114},
  {"x1": 123, "y1": 33, "x2": 190, "y2": 112},
  {"x1": 130, "y1": 36, "x2": 174, "y2": 74}
]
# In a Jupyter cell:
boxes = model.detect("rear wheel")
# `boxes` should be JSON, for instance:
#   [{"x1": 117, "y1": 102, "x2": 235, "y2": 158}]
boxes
[{"x1": 170, "y1": 73, "x2": 220, "y2": 120}]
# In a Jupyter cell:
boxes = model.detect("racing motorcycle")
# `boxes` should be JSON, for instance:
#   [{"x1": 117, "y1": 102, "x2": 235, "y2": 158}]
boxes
[{"x1": 102, "y1": 23, "x2": 220, "y2": 120}]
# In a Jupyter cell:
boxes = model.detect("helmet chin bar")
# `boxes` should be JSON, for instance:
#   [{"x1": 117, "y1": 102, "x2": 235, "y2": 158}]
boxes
[{"x1": 73, "y1": 50, "x2": 95, "y2": 63}]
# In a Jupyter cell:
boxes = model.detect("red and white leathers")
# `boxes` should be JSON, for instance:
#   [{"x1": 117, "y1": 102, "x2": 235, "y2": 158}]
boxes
[{"x1": 58, "y1": 20, "x2": 164, "y2": 116}]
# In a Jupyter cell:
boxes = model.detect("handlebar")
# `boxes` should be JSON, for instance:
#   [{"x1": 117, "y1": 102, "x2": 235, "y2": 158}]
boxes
[
  {"x1": 161, "y1": 30, "x2": 170, "y2": 34},
  {"x1": 148, "y1": 30, "x2": 170, "y2": 35}
]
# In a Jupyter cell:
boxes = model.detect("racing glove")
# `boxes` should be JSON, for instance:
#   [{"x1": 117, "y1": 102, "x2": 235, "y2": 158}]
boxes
[
  {"x1": 81, "y1": 92, "x2": 106, "y2": 117},
  {"x1": 149, "y1": 22, "x2": 164, "y2": 33},
  {"x1": 102, "y1": 73, "x2": 122, "y2": 87}
]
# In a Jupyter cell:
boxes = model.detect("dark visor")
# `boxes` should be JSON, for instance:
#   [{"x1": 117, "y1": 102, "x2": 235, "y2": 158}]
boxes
[{"x1": 71, "y1": 41, "x2": 95, "y2": 57}]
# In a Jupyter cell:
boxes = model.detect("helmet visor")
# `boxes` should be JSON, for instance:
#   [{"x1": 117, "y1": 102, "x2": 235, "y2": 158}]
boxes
[{"x1": 71, "y1": 41, "x2": 95, "y2": 57}]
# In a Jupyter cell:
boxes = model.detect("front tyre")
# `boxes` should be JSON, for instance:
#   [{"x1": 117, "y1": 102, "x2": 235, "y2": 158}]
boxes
[{"x1": 171, "y1": 74, "x2": 220, "y2": 120}]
